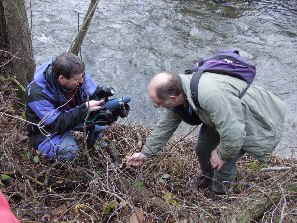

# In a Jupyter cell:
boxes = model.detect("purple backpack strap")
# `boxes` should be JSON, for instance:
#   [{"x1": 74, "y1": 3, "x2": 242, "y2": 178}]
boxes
[
  {"x1": 189, "y1": 50, "x2": 256, "y2": 108},
  {"x1": 190, "y1": 70, "x2": 203, "y2": 108}
]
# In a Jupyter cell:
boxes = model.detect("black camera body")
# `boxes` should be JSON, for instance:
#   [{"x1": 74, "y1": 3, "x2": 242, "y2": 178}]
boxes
[{"x1": 87, "y1": 96, "x2": 131, "y2": 126}]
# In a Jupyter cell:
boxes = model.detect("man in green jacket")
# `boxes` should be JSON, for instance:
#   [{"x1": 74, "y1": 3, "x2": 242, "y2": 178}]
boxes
[{"x1": 126, "y1": 71, "x2": 286, "y2": 194}]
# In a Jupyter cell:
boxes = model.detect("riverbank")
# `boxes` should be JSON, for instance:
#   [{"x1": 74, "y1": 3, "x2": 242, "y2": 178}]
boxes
[{"x1": 0, "y1": 79, "x2": 297, "y2": 222}]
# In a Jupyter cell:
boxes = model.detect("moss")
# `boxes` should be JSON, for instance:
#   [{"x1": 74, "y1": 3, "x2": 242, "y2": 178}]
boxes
[{"x1": 246, "y1": 160, "x2": 267, "y2": 171}]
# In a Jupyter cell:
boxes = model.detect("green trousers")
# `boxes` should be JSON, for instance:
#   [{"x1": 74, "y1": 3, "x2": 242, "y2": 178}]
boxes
[{"x1": 195, "y1": 124, "x2": 244, "y2": 194}]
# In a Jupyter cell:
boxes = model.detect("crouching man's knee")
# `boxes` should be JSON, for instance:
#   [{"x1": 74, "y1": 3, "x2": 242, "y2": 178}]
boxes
[
  {"x1": 56, "y1": 146, "x2": 79, "y2": 160},
  {"x1": 37, "y1": 132, "x2": 79, "y2": 161}
]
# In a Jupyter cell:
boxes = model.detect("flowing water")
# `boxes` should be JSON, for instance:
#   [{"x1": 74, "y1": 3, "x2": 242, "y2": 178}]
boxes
[{"x1": 29, "y1": 0, "x2": 297, "y2": 157}]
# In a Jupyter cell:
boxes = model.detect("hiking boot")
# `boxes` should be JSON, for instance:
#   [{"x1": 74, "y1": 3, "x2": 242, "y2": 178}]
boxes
[
  {"x1": 211, "y1": 180, "x2": 230, "y2": 195},
  {"x1": 204, "y1": 189, "x2": 225, "y2": 201},
  {"x1": 193, "y1": 175, "x2": 212, "y2": 189}
]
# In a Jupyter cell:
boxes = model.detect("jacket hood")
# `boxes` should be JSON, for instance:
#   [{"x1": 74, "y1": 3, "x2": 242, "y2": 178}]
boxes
[{"x1": 30, "y1": 62, "x2": 66, "y2": 103}]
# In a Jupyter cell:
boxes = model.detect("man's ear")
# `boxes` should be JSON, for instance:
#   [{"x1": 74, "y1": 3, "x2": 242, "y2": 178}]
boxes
[
  {"x1": 57, "y1": 74, "x2": 65, "y2": 84},
  {"x1": 169, "y1": 95, "x2": 177, "y2": 101},
  {"x1": 170, "y1": 94, "x2": 184, "y2": 104}
]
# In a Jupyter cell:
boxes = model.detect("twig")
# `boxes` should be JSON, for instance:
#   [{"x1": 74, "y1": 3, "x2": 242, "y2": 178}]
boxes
[
  {"x1": 261, "y1": 167, "x2": 292, "y2": 172},
  {"x1": 79, "y1": 208, "x2": 95, "y2": 223},
  {"x1": 23, "y1": 174, "x2": 44, "y2": 186},
  {"x1": 0, "y1": 50, "x2": 20, "y2": 68},
  {"x1": 100, "y1": 188, "x2": 135, "y2": 211},
  {"x1": 25, "y1": 179, "x2": 36, "y2": 198},
  {"x1": 8, "y1": 76, "x2": 26, "y2": 93},
  {"x1": 279, "y1": 184, "x2": 287, "y2": 223},
  {"x1": 136, "y1": 132, "x2": 143, "y2": 149}
]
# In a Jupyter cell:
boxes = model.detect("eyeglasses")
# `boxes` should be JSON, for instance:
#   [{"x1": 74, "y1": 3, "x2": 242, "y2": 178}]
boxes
[{"x1": 72, "y1": 72, "x2": 85, "y2": 83}]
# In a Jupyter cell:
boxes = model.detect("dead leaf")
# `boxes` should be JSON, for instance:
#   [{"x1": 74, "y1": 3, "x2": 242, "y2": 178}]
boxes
[{"x1": 129, "y1": 209, "x2": 145, "y2": 223}]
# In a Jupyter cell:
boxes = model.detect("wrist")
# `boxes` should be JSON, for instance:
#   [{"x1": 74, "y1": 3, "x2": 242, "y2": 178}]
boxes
[
  {"x1": 141, "y1": 151, "x2": 151, "y2": 158},
  {"x1": 80, "y1": 102, "x2": 88, "y2": 112}
]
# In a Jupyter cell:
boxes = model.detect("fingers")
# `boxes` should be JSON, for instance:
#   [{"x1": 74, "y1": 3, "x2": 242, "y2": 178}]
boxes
[
  {"x1": 86, "y1": 100, "x2": 105, "y2": 112},
  {"x1": 217, "y1": 163, "x2": 224, "y2": 170},
  {"x1": 92, "y1": 100, "x2": 104, "y2": 108},
  {"x1": 97, "y1": 99, "x2": 105, "y2": 105},
  {"x1": 127, "y1": 159, "x2": 144, "y2": 167},
  {"x1": 126, "y1": 153, "x2": 147, "y2": 167},
  {"x1": 126, "y1": 157, "x2": 143, "y2": 167},
  {"x1": 210, "y1": 159, "x2": 219, "y2": 169},
  {"x1": 210, "y1": 149, "x2": 224, "y2": 170},
  {"x1": 210, "y1": 156, "x2": 224, "y2": 170},
  {"x1": 92, "y1": 100, "x2": 104, "y2": 111}
]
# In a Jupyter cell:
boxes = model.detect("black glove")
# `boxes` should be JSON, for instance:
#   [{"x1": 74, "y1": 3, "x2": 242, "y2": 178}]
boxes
[{"x1": 94, "y1": 86, "x2": 115, "y2": 99}]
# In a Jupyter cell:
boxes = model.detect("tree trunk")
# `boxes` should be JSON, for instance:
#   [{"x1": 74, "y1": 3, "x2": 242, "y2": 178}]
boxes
[
  {"x1": 0, "y1": 2, "x2": 12, "y2": 75},
  {"x1": 0, "y1": 3, "x2": 8, "y2": 50},
  {"x1": 68, "y1": 0, "x2": 100, "y2": 55},
  {"x1": 1, "y1": 0, "x2": 35, "y2": 85}
]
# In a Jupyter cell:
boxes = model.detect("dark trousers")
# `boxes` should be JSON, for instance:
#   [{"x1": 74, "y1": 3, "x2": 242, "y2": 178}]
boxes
[{"x1": 195, "y1": 124, "x2": 244, "y2": 193}]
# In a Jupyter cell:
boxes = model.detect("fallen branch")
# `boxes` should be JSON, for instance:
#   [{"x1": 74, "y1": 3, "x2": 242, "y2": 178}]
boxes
[
  {"x1": 260, "y1": 166, "x2": 292, "y2": 172},
  {"x1": 221, "y1": 183, "x2": 297, "y2": 223},
  {"x1": 136, "y1": 132, "x2": 143, "y2": 149}
]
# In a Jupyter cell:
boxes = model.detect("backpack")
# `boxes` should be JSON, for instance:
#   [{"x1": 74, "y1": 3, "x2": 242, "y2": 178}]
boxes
[{"x1": 186, "y1": 49, "x2": 256, "y2": 109}]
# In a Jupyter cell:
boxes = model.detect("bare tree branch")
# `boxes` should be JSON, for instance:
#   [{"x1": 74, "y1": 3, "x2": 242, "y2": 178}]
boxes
[
  {"x1": 0, "y1": 50, "x2": 20, "y2": 68},
  {"x1": 68, "y1": 0, "x2": 100, "y2": 55}
]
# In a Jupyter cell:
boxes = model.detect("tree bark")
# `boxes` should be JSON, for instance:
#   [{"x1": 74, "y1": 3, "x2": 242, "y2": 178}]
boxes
[
  {"x1": 0, "y1": 2, "x2": 12, "y2": 75},
  {"x1": 1, "y1": 0, "x2": 35, "y2": 85},
  {"x1": 0, "y1": 3, "x2": 9, "y2": 50},
  {"x1": 68, "y1": 0, "x2": 100, "y2": 55}
]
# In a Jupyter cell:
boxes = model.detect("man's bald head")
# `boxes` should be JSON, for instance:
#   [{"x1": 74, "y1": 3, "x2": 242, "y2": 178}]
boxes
[{"x1": 148, "y1": 72, "x2": 183, "y2": 102}]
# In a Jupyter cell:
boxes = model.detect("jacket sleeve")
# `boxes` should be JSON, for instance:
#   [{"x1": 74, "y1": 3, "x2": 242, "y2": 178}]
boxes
[
  {"x1": 199, "y1": 89, "x2": 246, "y2": 160},
  {"x1": 142, "y1": 110, "x2": 181, "y2": 157},
  {"x1": 27, "y1": 91, "x2": 88, "y2": 134}
]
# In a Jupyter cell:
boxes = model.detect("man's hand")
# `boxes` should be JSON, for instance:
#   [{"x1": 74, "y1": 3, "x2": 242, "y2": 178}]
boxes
[
  {"x1": 126, "y1": 152, "x2": 147, "y2": 167},
  {"x1": 210, "y1": 148, "x2": 224, "y2": 170},
  {"x1": 86, "y1": 100, "x2": 104, "y2": 112}
]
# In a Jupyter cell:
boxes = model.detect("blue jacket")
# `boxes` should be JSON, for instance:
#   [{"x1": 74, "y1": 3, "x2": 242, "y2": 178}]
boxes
[{"x1": 26, "y1": 62, "x2": 108, "y2": 147}]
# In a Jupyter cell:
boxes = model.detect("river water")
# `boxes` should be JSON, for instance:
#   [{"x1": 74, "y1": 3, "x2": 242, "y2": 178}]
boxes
[{"x1": 29, "y1": 0, "x2": 297, "y2": 157}]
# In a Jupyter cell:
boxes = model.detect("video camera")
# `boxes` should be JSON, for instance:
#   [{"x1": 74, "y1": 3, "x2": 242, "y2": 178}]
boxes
[{"x1": 87, "y1": 96, "x2": 131, "y2": 126}]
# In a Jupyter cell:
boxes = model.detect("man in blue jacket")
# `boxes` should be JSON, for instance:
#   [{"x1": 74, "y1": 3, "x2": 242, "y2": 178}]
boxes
[{"x1": 26, "y1": 53, "x2": 115, "y2": 160}]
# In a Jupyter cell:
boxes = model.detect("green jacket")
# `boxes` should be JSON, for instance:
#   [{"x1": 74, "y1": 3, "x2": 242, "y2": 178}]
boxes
[{"x1": 143, "y1": 73, "x2": 286, "y2": 161}]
